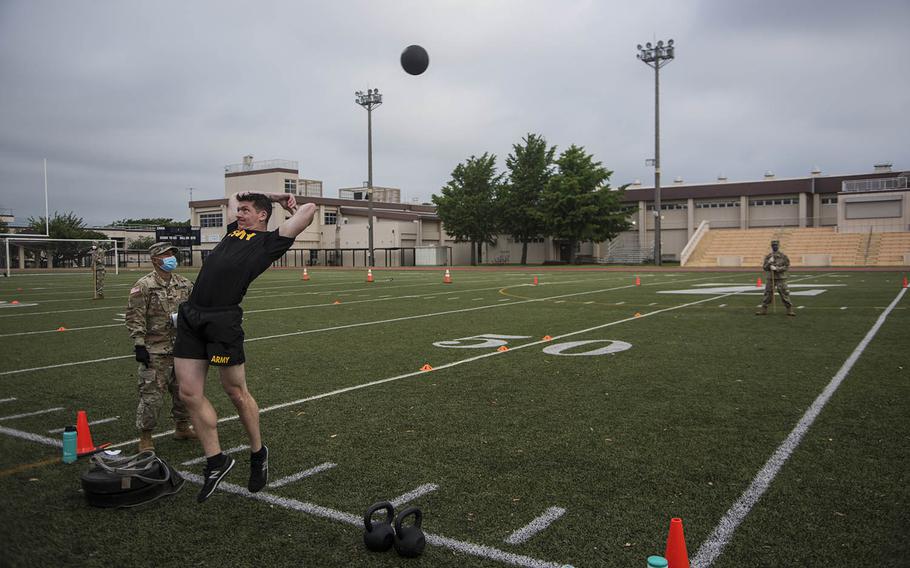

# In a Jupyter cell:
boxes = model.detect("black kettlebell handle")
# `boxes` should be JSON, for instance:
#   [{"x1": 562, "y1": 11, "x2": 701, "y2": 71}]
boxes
[
  {"x1": 364, "y1": 501, "x2": 394, "y2": 532},
  {"x1": 394, "y1": 506, "x2": 423, "y2": 532}
]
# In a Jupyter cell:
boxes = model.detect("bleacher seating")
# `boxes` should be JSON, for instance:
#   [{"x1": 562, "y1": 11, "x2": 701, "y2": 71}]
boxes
[{"x1": 684, "y1": 227, "x2": 910, "y2": 267}]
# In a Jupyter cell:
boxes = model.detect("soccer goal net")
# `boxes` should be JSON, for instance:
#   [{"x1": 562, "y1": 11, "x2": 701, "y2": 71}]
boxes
[{"x1": 2, "y1": 237, "x2": 119, "y2": 277}]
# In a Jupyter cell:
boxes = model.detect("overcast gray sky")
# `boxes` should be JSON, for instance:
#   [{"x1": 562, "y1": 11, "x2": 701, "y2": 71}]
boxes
[{"x1": 1, "y1": 0, "x2": 907, "y2": 227}]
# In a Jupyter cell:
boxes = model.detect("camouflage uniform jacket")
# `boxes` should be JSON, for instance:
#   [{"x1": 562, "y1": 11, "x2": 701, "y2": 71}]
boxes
[
  {"x1": 126, "y1": 271, "x2": 193, "y2": 354},
  {"x1": 762, "y1": 251, "x2": 791, "y2": 280}
]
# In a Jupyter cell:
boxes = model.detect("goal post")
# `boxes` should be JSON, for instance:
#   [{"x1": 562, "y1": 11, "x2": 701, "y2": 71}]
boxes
[{"x1": 2, "y1": 237, "x2": 119, "y2": 278}]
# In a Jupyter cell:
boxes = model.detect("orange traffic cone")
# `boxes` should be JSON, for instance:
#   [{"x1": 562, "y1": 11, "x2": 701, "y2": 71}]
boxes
[
  {"x1": 367, "y1": 269, "x2": 374, "y2": 283},
  {"x1": 332, "y1": 299, "x2": 341, "y2": 305},
  {"x1": 443, "y1": 269, "x2": 452, "y2": 284},
  {"x1": 664, "y1": 518, "x2": 690, "y2": 568},
  {"x1": 532, "y1": 275, "x2": 539, "y2": 286},
  {"x1": 11, "y1": 300, "x2": 19, "y2": 305},
  {"x1": 635, "y1": 275, "x2": 641, "y2": 286},
  {"x1": 496, "y1": 346, "x2": 509, "y2": 352},
  {"x1": 634, "y1": 312, "x2": 642, "y2": 318},
  {"x1": 301, "y1": 268, "x2": 310, "y2": 281},
  {"x1": 542, "y1": 335, "x2": 553, "y2": 341},
  {"x1": 903, "y1": 274, "x2": 908, "y2": 288},
  {"x1": 420, "y1": 363, "x2": 433, "y2": 371},
  {"x1": 56, "y1": 326, "x2": 67, "y2": 332},
  {"x1": 76, "y1": 410, "x2": 110, "y2": 457},
  {"x1": 756, "y1": 277, "x2": 763, "y2": 287}
]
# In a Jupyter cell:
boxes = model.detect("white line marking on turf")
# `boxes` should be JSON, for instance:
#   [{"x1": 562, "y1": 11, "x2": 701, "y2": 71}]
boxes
[
  {"x1": 180, "y1": 444, "x2": 250, "y2": 466},
  {"x1": 648, "y1": 302, "x2": 657, "y2": 306},
  {"x1": 0, "y1": 397, "x2": 16, "y2": 403},
  {"x1": 268, "y1": 462, "x2": 337, "y2": 488},
  {"x1": 505, "y1": 506, "x2": 567, "y2": 545},
  {"x1": 179, "y1": 472, "x2": 564, "y2": 568},
  {"x1": 0, "y1": 407, "x2": 64, "y2": 422},
  {"x1": 840, "y1": 306, "x2": 848, "y2": 310},
  {"x1": 389, "y1": 483, "x2": 439, "y2": 507},
  {"x1": 692, "y1": 286, "x2": 907, "y2": 568},
  {"x1": 797, "y1": 305, "x2": 805, "y2": 310},
  {"x1": 0, "y1": 274, "x2": 743, "y2": 378},
  {"x1": 0, "y1": 425, "x2": 62, "y2": 447},
  {"x1": 584, "y1": 301, "x2": 594, "y2": 305},
  {"x1": 48, "y1": 416, "x2": 119, "y2": 434},
  {"x1": 615, "y1": 301, "x2": 625, "y2": 305},
  {"x1": 718, "y1": 304, "x2": 727, "y2": 308},
  {"x1": 0, "y1": 323, "x2": 122, "y2": 338}
]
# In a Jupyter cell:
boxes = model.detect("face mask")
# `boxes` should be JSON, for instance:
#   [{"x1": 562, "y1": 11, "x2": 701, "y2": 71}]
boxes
[
  {"x1": 771, "y1": 245, "x2": 779, "y2": 252},
  {"x1": 159, "y1": 256, "x2": 178, "y2": 272}
]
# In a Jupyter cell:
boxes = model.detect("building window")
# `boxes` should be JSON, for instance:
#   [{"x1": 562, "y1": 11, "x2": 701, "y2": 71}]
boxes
[
  {"x1": 285, "y1": 179, "x2": 297, "y2": 194},
  {"x1": 200, "y1": 212, "x2": 223, "y2": 228},
  {"x1": 324, "y1": 211, "x2": 337, "y2": 225},
  {"x1": 821, "y1": 196, "x2": 837, "y2": 205}
]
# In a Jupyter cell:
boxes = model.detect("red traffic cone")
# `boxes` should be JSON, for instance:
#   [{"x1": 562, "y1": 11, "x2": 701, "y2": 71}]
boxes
[
  {"x1": 903, "y1": 274, "x2": 908, "y2": 289},
  {"x1": 301, "y1": 268, "x2": 310, "y2": 281},
  {"x1": 532, "y1": 275, "x2": 538, "y2": 286},
  {"x1": 635, "y1": 275, "x2": 641, "y2": 286},
  {"x1": 366, "y1": 269, "x2": 374, "y2": 283},
  {"x1": 443, "y1": 269, "x2": 452, "y2": 284},
  {"x1": 664, "y1": 518, "x2": 690, "y2": 568},
  {"x1": 756, "y1": 277, "x2": 763, "y2": 287},
  {"x1": 76, "y1": 410, "x2": 110, "y2": 457}
]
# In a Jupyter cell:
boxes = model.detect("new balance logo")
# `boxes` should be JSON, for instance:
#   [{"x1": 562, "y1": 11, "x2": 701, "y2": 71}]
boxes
[{"x1": 208, "y1": 471, "x2": 221, "y2": 479}]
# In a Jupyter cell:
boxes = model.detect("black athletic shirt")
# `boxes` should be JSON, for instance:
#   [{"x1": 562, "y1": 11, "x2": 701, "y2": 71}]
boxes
[{"x1": 189, "y1": 221, "x2": 295, "y2": 307}]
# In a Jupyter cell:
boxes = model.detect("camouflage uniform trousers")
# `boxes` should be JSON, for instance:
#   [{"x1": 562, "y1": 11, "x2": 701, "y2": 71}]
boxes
[
  {"x1": 761, "y1": 276, "x2": 793, "y2": 308},
  {"x1": 136, "y1": 353, "x2": 189, "y2": 431},
  {"x1": 93, "y1": 267, "x2": 105, "y2": 299}
]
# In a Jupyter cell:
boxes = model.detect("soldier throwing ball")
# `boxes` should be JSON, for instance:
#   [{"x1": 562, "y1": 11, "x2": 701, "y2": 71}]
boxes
[
  {"x1": 126, "y1": 242, "x2": 196, "y2": 452},
  {"x1": 756, "y1": 239, "x2": 796, "y2": 317}
]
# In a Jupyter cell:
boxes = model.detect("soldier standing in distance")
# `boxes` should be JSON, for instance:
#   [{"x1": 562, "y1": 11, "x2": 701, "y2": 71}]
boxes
[
  {"x1": 126, "y1": 242, "x2": 196, "y2": 452},
  {"x1": 756, "y1": 239, "x2": 796, "y2": 317},
  {"x1": 91, "y1": 242, "x2": 105, "y2": 299}
]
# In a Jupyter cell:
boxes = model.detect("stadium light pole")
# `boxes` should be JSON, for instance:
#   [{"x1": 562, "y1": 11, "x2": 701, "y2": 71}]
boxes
[
  {"x1": 637, "y1": 39, "x2": 675, "y2": 266},
  {"x1": 355, "y1": 88, "x2": 382, "y2": 267}
]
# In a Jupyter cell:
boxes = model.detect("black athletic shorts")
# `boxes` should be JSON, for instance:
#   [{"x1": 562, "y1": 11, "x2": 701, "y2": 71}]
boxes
[{"x1": 173, "y1": 303, "x2": 245, "y2": 366}]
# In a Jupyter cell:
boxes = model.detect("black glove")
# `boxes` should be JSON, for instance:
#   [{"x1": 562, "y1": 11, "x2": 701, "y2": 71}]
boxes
[{"x1": 134, "y1": 345, "x2": 151, "y2": 366}]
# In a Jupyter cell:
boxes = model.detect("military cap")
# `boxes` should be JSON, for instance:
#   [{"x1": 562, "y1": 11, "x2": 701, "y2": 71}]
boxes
[
  {"x1": 149, "y1": 242, "x2": 179, "y2": 257},
  {"x1": 770, "y1": 240, "x2": 780, "y2": 245}
]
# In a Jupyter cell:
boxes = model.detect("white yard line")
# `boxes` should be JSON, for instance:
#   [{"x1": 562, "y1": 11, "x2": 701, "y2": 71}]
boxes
[
  {"x1": 692, "y1": 286, "x2": 907, "y2": 568},
  {"x1": 0, "y1": 397, "x2": 16, "y2": 403},
  {"x1": 179, "y1": 472, "x2": 565, "y2": 568},
  {"x1": 268, "y1": 462, "x2": 337, "y2": 488},
  {"x1": 48, "y1": 416, "x2": 118, "y2": 434},
  {"x1": 0, "y1": 323, "x2": 122, "y2": 338},
  {"x1": 181, "y1": 444, "x2": 250, "y2": 466},
  {"x1": 0, "y1": 407, "x2": 64, "y2": 422},
  {"x1": 0, "y1": 425, "x2": 62, "y2": 447},
  {"x1": 504, "y1": 506, "x2": 567, "y2": 545},
  {"x1": 389, "y1": 483, "x2": 439, "y2": 508}
]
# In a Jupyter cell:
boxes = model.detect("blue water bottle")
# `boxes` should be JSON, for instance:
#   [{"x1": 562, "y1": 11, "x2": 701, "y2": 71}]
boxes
[{"x1": 62, "y1": 425, "x2": 77, "y2": 463}]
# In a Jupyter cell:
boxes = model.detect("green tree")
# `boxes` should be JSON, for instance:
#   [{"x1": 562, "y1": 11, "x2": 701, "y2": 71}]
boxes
[
  {"x1": 127, "y1": 236, "x2": 156, "y2": 250},
  {"x1": 433, "y1": 153, "x2": 503, "y2": 265},
  {"x1": 23, "y1": 212, "x2": 109, "y2": 266},
  {"x1": 112, "y1": 218, "x2": 190, "y2": 228},
  {"x1": 540, "y1": 145, "x2": 631, "y2": 263},
  {"x1": 501, "y1": 133, "x2": 556, "y2": 264}
]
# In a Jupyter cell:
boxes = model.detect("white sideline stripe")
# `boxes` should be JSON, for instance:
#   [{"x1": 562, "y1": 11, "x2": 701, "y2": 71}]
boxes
[
  {"x1": 0, "y1": 323, "x2": 122, "y2": 338},
  {"x1": 268, "y1": 462, "x2": 337, "y2": 488},
  {"x1": 692, "y1": 286, "x2": 907, "y2": 568},
  {"x1": 0, "y1": 397, "x2": 16, "y2": 403},
  {"x1": 0, "y1": 425, "x2": 62, "y2": 447},
  {"x1": 504, "y1": 506, "x2": 567, "y2": 545},
  {"x1": 389, "y1": 483, "x2": 439, "y2": 507},
  {"x1": 48, "y1": 416, "x2": 118, "y2": 434},
  {"x1": 179, "y1": 472, "x2": 564, "y2": 568},
  {"x1": 718, "y1": 304, "x2": 727, "y2": 308},
  {"x1": 181, "y1": 444, "x2": 250, "y2": 466},
  {"x1": 0, "y1": 274, "x2": 737, "y2": 377},
  {"x1": 0, "y1": 407, "x2": 64, "y2": 422}
]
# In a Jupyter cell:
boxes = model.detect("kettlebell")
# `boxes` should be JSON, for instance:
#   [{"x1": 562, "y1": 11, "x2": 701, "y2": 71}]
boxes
[
  {"x1": 363, "y1": 501, "x2": 395, "y2": 552},
  {"x1": 393, "y1": 506, "x2": 426, "y2": 558}
]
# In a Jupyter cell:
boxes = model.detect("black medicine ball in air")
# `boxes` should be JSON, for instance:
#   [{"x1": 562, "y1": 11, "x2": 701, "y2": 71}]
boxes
[{"x1": 400, "y1": 45, "x2": 429, "y2": 75}]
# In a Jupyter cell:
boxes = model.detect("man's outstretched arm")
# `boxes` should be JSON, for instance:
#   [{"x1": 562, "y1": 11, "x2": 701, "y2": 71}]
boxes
[{"x1": 278, "y1": 202, "x2": 317, "y2": 238}]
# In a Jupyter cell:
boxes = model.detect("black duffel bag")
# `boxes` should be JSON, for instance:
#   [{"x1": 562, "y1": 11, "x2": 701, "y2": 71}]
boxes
[{"x1": 81, "y1": 451, "x2": 184, "y2": 508}]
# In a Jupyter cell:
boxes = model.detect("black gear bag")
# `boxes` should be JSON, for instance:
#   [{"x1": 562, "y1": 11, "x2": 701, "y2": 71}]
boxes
[{"x1": 81, "y1": 451, "x2": 184, "y2": 508}]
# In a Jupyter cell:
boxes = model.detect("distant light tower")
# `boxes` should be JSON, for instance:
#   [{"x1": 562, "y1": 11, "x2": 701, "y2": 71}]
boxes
[
  {"x1": 637, "y1": 39, "x2": 675, "y2": 266},
  {"x1": 355, "y1": 88, "x2": 383, "y2": 267}
]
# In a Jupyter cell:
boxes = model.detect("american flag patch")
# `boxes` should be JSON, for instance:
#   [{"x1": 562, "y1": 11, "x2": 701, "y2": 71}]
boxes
[{"x1": 129, "y1": 286, "x2": 141, "y2": 295}]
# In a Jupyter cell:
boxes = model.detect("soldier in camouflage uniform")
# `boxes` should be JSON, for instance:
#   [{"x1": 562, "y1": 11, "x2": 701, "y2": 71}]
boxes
[
  {"x1": 126, "y1": 242, "x2": 196, "y2": 452},
  {"x1": 91, "y1": 243, "x2": 105, "y2": 299},
  {"x1": 756, "y1": 239, "x2": 796, "y2": 317}
]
